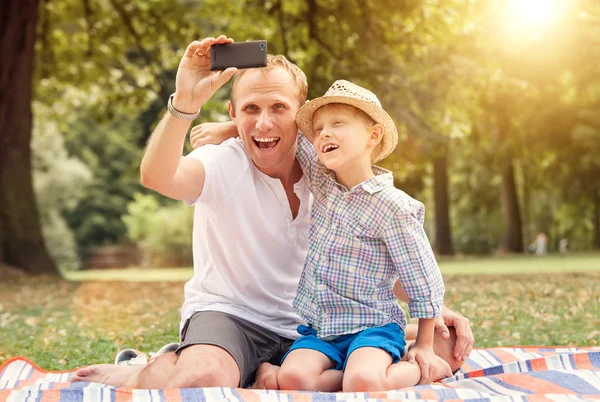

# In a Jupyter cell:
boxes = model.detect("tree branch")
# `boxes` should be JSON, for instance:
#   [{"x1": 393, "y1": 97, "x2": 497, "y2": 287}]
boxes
[
  {"x1": 108, "y1": 0, "x2": 153, "y2": 68},
  {"x1": 305, "y1": 0, "x2": 339, "y2": 58},
  {"x1": 37, "y1": 0, "x2": 54, "y2": 78},
  {"x1": 275, "y1": 0, "x2": 289, "y2": 56},
  {"x1": 107, "y1": 0, "x2": 164, "y2": 93},
  {"x1": 82, "y1": 0, "x2": 94, "y2": 56}
]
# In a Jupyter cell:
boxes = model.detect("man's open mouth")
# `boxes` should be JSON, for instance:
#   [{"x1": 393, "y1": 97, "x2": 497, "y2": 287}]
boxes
[
  {"x1": 253, "y1": 136, "x2": 280, "y2": 151},
  {"x1": 322, "y1": 144, "x2": 339, "y2": 154}
]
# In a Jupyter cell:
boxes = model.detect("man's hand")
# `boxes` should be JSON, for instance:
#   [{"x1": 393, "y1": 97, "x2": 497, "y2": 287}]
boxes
[
  {"x1": 173, "y1": 36, "x2": 238, "y2": 113},
  {"x1": 436, "y1": 306, "x2": 474, "y2": 361},
  {"x1": 191, "y1": 121, "x2": 239, "y2": 149},
  {"x1": 406, "y1": 344, "x2": 452, "y2": 384}
]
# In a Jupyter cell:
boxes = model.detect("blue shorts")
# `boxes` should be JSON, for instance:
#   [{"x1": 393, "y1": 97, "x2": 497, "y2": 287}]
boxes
[{"x1": 282, "y1": 323, "x2": 406, "y2": 371}]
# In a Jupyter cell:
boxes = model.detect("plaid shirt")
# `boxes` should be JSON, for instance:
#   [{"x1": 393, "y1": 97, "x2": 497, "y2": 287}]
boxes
[{"x1": 293, "y1": 135, "x2": 445, "y2": 339}]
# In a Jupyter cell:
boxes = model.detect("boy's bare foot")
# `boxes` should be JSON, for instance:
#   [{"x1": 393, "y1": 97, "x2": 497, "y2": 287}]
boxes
[
  {"x1": 70, "y1": 364, "x2": 143, "y2": 387},
  {"x1": 251, "y1": 362, "x2": 279, "y2": 390}
]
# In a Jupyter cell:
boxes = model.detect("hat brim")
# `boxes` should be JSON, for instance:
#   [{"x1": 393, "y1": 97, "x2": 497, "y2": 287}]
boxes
[{"x1": 296, "y1": 96, "x2": 398, "y2": 163}]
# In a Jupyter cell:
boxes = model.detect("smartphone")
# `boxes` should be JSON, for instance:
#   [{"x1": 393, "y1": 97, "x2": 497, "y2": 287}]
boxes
[{"x1": 210, "y1": 40, "x2": 267, "y2": 71}]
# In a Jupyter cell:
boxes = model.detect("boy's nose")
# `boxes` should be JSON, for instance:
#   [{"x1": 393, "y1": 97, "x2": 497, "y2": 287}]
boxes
[{"x1": 320, "y1": 129, "x2": 332, "y2": 139}]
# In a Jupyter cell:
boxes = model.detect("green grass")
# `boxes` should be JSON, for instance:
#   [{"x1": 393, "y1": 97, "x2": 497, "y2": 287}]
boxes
[
  {"x1": 438, "y1": 253, "x2": 600, "y2": 275},
  {"x1": 62, "y1": 253, "x2": 600, "y2": 281},
  {"x1": 1, "y1": 254, "x2": 599, "y2": 371},
  {"x1": 63, "y1": 267, "x2": 194, "y2": 282}
]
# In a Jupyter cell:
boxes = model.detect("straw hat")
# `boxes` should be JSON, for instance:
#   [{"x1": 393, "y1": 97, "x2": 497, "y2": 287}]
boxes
[{"x1": 296, "y1": 80, "x2": 398, "y2": 163}]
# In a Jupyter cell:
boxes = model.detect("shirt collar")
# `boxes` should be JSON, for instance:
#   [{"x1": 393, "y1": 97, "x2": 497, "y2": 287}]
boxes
[{"x1": 321, "y1": 164, "x2": 394, "y2": 195}]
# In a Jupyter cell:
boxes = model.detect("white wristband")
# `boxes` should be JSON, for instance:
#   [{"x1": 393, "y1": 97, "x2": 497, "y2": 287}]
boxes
[{"x1": 167, "y1": 93, "x2": 201, "y2": 120}]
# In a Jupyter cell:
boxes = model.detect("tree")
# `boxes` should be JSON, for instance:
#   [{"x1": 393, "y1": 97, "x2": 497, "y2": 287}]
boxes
[{"x1": 0, "y1": 0, "x2": 58, "y2": 275}]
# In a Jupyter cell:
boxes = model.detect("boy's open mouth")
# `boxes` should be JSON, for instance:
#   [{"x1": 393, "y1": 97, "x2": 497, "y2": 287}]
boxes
[
  {"x1": 253, "y1": 136, "x2": 280, "y2": 151},
  {"x1": 322, "y1": 144, "x2": 339, "y2": 154}
]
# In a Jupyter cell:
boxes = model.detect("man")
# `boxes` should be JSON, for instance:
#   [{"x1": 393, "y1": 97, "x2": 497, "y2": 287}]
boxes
[{"x1": 72, "y1": 35, "x2": 473, "y2": 389}]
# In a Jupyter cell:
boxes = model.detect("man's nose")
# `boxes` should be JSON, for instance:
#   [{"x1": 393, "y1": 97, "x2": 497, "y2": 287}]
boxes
[{"x1": 256, "y1": 111, "x2": 274, "y2": 131}]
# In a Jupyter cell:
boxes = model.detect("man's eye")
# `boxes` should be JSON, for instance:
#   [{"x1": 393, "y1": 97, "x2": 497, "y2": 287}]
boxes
[
  {"x1": 274, "y1": 103, "x2": 285, "y2": 109},
  {"x1": 245, "y1": 105, "x2": 259, "y2": 111}
]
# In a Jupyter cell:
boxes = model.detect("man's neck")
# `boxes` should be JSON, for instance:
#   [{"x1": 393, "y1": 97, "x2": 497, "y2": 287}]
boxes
[
  {"x1": 257, "y1": 155, "x2": 303, "y2": 220},
  {"x1": 259, "y1": 157, "x2": 303, "y2": 189}
]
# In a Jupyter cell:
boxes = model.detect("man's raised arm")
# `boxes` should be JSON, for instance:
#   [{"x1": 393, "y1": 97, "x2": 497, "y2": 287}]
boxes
[{"x1": 140, "y1": 36, "x2": 237, "y2": 201}]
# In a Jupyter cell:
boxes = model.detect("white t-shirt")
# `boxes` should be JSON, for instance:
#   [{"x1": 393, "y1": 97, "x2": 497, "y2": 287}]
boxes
[{"x1": 181, "y1": 138, "x2": 311, "y2": 340}]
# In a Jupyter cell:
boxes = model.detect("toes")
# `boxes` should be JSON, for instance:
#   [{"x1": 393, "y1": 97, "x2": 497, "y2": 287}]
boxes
[
  {"x1": 265, "y1": 376, "x2": 279, "y2": 390},
  {"x1": 70, "y1": 374, "x2": 86, "y2": 382},
  {"x1": 75, "y1": 367, "x2": 94, "y2": 377}
]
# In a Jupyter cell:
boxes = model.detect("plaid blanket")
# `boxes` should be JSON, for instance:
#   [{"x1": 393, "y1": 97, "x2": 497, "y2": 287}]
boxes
[{"x1": 1, "y1": 347, "x2": 599, "y2": 401}]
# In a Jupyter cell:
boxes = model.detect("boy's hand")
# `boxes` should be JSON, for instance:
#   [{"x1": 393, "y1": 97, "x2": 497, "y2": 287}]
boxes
[
  {"x1": 190, "y1": 121, "x2": 239, "y2": 148},
  {"x1": 173, "y1": 36, "x2": 238, "y2": 113},
  {"x1": 406, "y1": 344, "x2": 452, "y2": 384}
]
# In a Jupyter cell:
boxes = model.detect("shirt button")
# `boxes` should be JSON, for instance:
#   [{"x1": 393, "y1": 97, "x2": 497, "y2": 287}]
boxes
[{"x1": 317, "y1": 284, "x2": 327, "y2": 291}]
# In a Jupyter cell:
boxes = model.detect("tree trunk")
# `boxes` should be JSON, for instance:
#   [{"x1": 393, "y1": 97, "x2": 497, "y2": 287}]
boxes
[
  {"x1": 0, "y1": 0, "x2": 58, "y2": 275},
  {"x1": 495, "y1": 96, "x2": 524, "y2": 254},
  {"x1": 594, "y1": 193, "x2": 600, "y2": 250},
  {"x1": 499, "y1": 159, "x2": 524, "y2": 253},
  {"x1": 432, "y1": 149, "x2": 454, "y2": 255}
]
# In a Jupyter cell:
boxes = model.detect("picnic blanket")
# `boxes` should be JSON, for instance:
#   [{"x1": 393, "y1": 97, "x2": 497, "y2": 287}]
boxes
[{"x1": 1, "y1": 347, "x2": 599, "y2": 401}]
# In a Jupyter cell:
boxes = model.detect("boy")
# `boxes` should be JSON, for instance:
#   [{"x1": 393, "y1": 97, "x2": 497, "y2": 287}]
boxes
[{"x1": 275, "y1": 80, "x2": 451, "y2": 392}]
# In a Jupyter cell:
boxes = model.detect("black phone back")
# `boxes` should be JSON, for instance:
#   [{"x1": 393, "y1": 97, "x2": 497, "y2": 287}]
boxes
[{"x1": 210, "y1": 40, "x2": 267, "y2": 71}]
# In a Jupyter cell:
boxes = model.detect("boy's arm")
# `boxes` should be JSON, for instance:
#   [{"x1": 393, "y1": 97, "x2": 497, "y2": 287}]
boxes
[
  {"x1": 190, "y1": 121, "x2": 238, "y2": 149},
  {"x1": 383, "y1": 202, "x2": 445, "y2": 319},
  {"x1": 189, "y1": 125, "x2": 321, "y2": 183},
  {"x1": 393, "y1": 281, "x2": 474, "y2": 361},
  {"x1": 295, "y1": 132, "x2": 319, "y2": 181},
  {"x1": 140, "y1": 36, "x2": 237, "y2": 201}
]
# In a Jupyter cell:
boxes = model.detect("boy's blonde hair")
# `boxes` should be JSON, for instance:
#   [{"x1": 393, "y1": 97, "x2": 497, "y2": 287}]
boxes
[
  {"x1": 315, "y1": 103, "x2": 384, "y2": 162},
  {"x1": 231, "y1": 54, "x2": 308, "y2": 109}
]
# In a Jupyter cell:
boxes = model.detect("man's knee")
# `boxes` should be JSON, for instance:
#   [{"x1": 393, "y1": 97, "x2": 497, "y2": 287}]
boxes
[
  {"x1": 168, "y1": 345, "x2": 241, "y2": 388},
  {"x1": 171, "y1": 367, "x2": 224, "y2": 388},
  {"x1": 433, "y1": 327, "x2": 463, "y2": 373},
  {"x1": 136, "y1": 352, "x2": 179, "y2": 388}
]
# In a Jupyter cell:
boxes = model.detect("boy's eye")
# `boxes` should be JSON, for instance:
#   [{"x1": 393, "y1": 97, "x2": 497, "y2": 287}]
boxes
[
  {"x1": 314, "y1": 127, "x2": 323, "y2": 134},
  {"x1": 334, "y1": 120, "x2": 343, "y2": 126}
]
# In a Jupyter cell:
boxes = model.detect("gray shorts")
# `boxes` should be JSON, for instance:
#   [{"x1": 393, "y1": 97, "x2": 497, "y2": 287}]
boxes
[{"x1": 177, "y1": 311, "x2": 295, "y2": 388}]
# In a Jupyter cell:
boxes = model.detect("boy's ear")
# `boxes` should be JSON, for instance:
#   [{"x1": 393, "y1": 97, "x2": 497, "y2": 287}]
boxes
[
  {"x1": 371, "y1": 124, "x2": 384, "y2": 145},
  {"x1": 228, "y1": 101, "x2": 236, "y2": 120}
]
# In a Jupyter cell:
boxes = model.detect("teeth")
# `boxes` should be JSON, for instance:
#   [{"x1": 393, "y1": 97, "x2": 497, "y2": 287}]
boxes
[
  {"x1": 323, "y1": 144, "x2": 338, "y2": 153},
  {"x1": 254, "y1": 137, "x2": 280, "y2": 142}
]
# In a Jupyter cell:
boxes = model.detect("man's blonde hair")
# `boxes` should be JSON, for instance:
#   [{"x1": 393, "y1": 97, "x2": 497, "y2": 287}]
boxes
[{"x1": 230, "y1": 54, "x2": 308, "y2": 109}]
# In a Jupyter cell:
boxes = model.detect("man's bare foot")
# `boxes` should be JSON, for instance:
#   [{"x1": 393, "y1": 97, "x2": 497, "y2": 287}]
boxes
[
  {"x1": 251, "y1": 362, "x2": 279, "y2": 390},
  {"x1": 431, "y1": 355, "x2": 453, "y2": 382},
  {"x1": 70, "y1": 364, "x2": 144, "y2": 387}
]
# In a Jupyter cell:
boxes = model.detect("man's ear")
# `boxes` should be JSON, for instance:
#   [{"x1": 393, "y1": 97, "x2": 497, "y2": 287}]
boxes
[
  {"x1": 228, "y1": 101, "x2": 236, "y2": 120},
  {"x1": 371, "y1": 124, "x2": 384, "y2": 146}
]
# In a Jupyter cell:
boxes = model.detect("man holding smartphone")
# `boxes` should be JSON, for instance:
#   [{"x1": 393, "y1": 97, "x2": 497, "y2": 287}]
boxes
[{"x1": 71, "y1": 35, "x2": 473, "y2": 389}]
